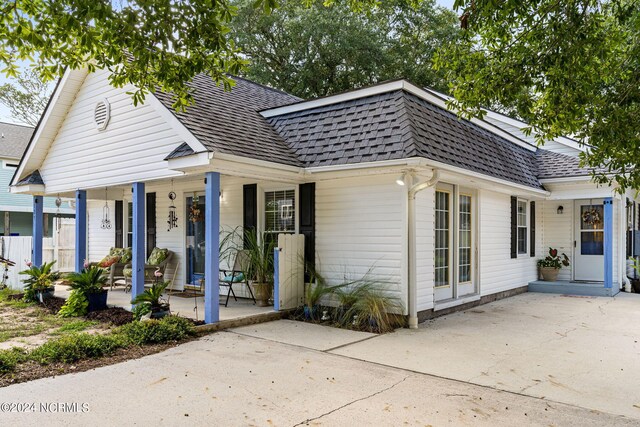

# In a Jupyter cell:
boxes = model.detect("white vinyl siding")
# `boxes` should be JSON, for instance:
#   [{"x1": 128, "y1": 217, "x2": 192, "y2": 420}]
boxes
[
  {"x1": 87, "y1": 200, "x2": 116, "y2": 263},
  {"x1": 315, "y1": 175, "x2": 405, "y2": 307},
  {"x1": 539, "y1": 199, "x2": 574, "y2": 281},
  {"x1": 479, "y1": 189, "x2": 540, "y2": 295},
  {"x1": 38, "y1": 68, "x2": 184, "y2": 193},
  {"x1": 415, "y1": 187, "x2": 435, "y2": 311}
]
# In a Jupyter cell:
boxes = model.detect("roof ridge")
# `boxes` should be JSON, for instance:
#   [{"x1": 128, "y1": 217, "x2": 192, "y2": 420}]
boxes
[
  {"x1": 228, "y1": 74, "x2": 302, "y2": 101},
  {"x1": 397, "y1": 91, "x2": 419, "y2": 159}
]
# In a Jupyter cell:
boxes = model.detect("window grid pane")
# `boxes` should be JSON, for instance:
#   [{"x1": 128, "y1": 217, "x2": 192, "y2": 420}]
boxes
[
  {"x1": 435, "y1": 191, "x2": 450, "y2": 287},
  {"x1": 265, "y1": 190, "x2": 295, "y2": 233},
  {"x1": 459, "y1": 195, "x2": 472, "y2": 283}
]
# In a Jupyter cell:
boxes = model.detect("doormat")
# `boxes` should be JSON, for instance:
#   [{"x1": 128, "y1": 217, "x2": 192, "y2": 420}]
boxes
[{"x1": 167, "y1": 290, "x2": 204, "y2": 298}]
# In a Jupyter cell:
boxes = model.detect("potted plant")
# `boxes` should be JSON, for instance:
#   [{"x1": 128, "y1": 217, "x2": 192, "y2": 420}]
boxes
[
  {"x1": 20, "y1": 260, "x2": 60, "y2": 303},
  {"x1": 132, "y1": 281, "x2": 171, "y2": 319},
  {"x1": 244, "y1": 229, "x2": 276, "y2": 307},
  {"x1": 59, "y1": 265, "x2": 109, "y2": 317},
  {"x1": 537, "y1": 247, "x2": 570, "y2": 281}
]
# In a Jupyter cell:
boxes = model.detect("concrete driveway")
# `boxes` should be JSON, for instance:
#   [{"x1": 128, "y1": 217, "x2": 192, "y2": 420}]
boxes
[
  {"x1": 0, "y1": 292, "x2": 638, "y2": 425},
  {"x1": 326, "y1": 292, "x2": 640, "y2": 419}
]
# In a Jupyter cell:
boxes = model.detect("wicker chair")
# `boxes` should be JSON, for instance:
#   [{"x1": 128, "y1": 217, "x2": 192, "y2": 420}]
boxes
[
  {"x1": 91, "y1": 247, "x2": 132, "y2": 290},
  {"x1": 123, "y1": 248, "x2": 174, "y2": 292}
]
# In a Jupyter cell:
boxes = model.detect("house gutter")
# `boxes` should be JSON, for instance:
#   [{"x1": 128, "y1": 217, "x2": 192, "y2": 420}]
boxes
[{"x1": 407, "y1": 169, "x2": 440, "y2": 329}]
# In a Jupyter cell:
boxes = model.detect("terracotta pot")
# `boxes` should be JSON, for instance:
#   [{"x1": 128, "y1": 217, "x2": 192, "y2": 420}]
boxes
[
  {"x1": 540, "y1": 267, "x2": 560, "y2": 282},
  {"x1": 252, "y1": 282, "x2": 272, "y2": 307}
]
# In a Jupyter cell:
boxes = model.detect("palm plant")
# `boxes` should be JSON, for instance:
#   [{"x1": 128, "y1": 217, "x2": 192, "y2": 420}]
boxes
[
  {"x1": 132, "y1": 281, "x2": 170, "y2": 309},
  {"x1": 59, "y1": 265, "x2": 108, "y2": 317},
  {"x1": 66, "y1": 265, "x2": 108, "y2": 294},
  {"x1": 20, "y1": 260, "x2": 60, "y2": 302}
]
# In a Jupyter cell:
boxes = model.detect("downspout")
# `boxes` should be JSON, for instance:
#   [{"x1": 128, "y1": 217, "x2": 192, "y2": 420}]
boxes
[{"x1": 407, "y1": 169, "x2": 440, "y2": 329}]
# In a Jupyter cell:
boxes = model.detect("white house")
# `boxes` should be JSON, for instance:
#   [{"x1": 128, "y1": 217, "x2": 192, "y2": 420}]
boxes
[{"x1": 10, "y1": 68, "x2": 636, "y2": 325}]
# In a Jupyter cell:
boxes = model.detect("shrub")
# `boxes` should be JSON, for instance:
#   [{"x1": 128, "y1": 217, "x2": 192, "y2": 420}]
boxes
[
  {"x1": 0, "y1": 348, "x2": 27, "y2": 372},
  {"x1": 58, "y1": 290, "x2": 89, "y2": 318},
  {"x1": 30, "y1": 333, "x2": 128, "y2": 364},
  {"x1": 116, "y1": 316, "x2": 195, "y2": 346}
]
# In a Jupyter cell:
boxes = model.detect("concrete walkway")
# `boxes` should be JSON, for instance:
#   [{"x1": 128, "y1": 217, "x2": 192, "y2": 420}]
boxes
[{"x1": 0, "y1": 292, "x2": 638, "y2": 425}]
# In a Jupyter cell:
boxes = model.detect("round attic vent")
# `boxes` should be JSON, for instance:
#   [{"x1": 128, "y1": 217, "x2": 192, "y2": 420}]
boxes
[{"x1": 94, "y1": 99, "x2": 111, "y2": 130}]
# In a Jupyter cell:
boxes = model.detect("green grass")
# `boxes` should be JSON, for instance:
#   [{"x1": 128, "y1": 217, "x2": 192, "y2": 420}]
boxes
[{"x1": 51, "y1": 320, "x2": 99, "y2": 335}]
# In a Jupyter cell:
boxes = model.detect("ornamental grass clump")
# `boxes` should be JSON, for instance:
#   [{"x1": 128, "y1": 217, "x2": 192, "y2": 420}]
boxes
[{"x1": 335, "y1": 279, "x2": 405, "y2": 333}]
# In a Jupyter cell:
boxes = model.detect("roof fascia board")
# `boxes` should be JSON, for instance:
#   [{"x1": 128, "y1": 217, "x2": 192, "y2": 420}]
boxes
[
  {"x1": 421, "y1": 158, "x2": 549, "y2": 196},
  {"x1": 147, "y1": 93, "x2": 208, "y2": 153},
  {"x1": 10, "y1": 184, "x2": 45, "y2": 195},
  {"x1": 539, "y1": 176, "x2": 596, "y2": 184},
  {"x1": 10, "y1": 69, "x2": 80, "y2": 187}
]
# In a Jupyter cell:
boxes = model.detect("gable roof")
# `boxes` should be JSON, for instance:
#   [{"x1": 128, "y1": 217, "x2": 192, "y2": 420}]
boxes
[
  {"x1": 0, "y1": 122, "x2": 34, "y2": 160},
  {"x1": 267, "y1": 90, "x2": 543, "y2": 189},
  {"x1": 154, "y1": 74, "x2": 303, "y2": 166}
]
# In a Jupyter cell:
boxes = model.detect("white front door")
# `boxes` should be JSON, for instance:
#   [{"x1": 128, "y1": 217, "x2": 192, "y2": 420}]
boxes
[
  {"x1": 574, "y1": 199, "x2": 605, "y2": 281},
  {"x1": 434, "y1": 185, "x2": 476, "y2": 302}
]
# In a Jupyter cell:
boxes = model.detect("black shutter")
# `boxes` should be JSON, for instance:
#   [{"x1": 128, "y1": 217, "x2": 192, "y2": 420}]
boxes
[
  {"x1": 146, "y1": 192, "x2": 156, "y2": 258},
  {"x1": 243, "y1": 184, "x2": 258, "y2": 248},
  {"x1": 299, "y1": 183, "x2": 315, "y2": 281},
  {"x1": 530, "y1": 201, "x2": 536, "y2": 257},
  {"x1": 510, "y1": 196, "x2": 517, "y2": 259},
  {"x1": 115, "y1": 200, "x2": 123, "y2": 248}
]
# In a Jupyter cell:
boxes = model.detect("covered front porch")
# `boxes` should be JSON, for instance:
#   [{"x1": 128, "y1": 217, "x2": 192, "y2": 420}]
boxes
[{"x1": 530, "y1": 189, "x2": 635, "y2": 296}]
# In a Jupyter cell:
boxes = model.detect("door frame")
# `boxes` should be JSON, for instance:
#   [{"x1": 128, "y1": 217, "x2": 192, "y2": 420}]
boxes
[
  {"x1": 573, "y1": 198, "x2": 605, "y2": 282},
  {"x1": 434, "y1": 184, "x2": 478, "y2": 303}
]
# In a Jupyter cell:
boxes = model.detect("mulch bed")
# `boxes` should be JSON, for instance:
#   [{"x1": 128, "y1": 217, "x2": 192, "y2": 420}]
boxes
[
  {"x1": 0, "y1": 340, "x2": 193, "y2": 388},
  {"x1": 39, "y1": 296, "x2": 66, "y2": 313},
  {"x1": 86, "y1": 307, "x2": 133, "y2": 326}
]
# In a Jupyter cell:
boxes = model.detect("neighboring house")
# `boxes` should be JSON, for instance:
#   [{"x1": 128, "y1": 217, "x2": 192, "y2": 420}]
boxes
[
  {"x1": 0, "y1": 122, "x2": 74, "y2": 237},
  {"x1": 9, "y1": 68, "x2": 636, "y2": 325}
]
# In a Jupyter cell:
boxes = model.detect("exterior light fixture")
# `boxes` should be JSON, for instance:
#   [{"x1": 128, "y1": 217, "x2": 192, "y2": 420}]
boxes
[
  {"x1": 557, "y1": 205, "x2": 564, "y2": 215},
  {"x1": 396, "y1": 173, "x2": 406, "y2": 186}
]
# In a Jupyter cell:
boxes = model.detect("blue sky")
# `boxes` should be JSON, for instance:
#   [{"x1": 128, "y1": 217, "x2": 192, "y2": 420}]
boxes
[{"x1": 0, "y1": 0, "x2": 458, "y2": 125}]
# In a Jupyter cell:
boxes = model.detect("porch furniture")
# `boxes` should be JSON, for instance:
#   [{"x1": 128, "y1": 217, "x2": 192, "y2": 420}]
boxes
[
  {"x1": 91, "y1": 247, "x2": 132, "y2": 290},
  {"x1": 219, "y1": 250, "x2": 255, "y2": 307},
  {"x1": 123, "y1": 248, "x2": 174, "y2": 293}
]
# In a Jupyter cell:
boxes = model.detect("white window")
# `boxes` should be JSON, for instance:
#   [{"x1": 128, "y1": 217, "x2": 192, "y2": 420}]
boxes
[
  {"x1": 435, "y1": 190, "x2": 450, "y2": 287},
  {"x1": 265, "y1": 189, "x2": 295, "y2": 234},
  {"x1": 517, "y1": 199, "x2": 528, "y2": 254},
  {"x1": 458, "y1": 194, "x2": 472, "y2": 283}
]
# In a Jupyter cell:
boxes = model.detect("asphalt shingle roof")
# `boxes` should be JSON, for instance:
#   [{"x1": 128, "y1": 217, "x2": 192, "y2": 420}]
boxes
[
  {"x1": 268, "y1": 90, "x2": 544, "y2": 189},
  {"x1": 536, "y1": 149, "x2": 603, "y2": 179},
  {"x1": 154, "y1": 75, "x2": 302, "y2": 166},
  {"x1": 0, "y1": 122, "x2": 33, "y2": 160}
]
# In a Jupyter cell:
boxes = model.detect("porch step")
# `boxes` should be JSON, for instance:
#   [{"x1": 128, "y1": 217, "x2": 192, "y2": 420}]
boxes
[
  {"x1": 528, "y1": 280, "x2": 620, "y2": 297},
  {"x1": 194, "y1": 310, "x2": 290, "y2": 334}
]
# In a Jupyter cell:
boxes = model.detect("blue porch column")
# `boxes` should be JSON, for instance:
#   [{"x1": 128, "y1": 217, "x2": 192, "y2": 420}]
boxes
[
  {"x1": 32, "y1": 196, "x2": 43, "y2": 266},
  {"x1": 204, "y1": 172, "x2": 220, "y2": 324},
  {"x1": 75, "y1": 190, "x2": 87, "y2": 272},
  {"x1": 603, "y1": 197, "x2": 613, "y2": 289},
  {"x1": 132, "y1": 182, "x2": 146, "y2": 298}
]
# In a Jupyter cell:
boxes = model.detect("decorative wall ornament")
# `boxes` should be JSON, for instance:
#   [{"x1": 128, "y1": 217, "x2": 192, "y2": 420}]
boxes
[
  {"x1": 167, "y1": 190, "x2": 178, "y2": 231},
  {"x1": 101, "y1": 188, "x2": 112, "y2": 229},
  {"x1": 582, "y1": 206, "x2": 601, "y2": 227},
  {"x1": 189, "y1": 193, "x2": 203, "y2": 223}
]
